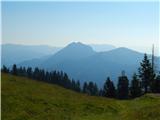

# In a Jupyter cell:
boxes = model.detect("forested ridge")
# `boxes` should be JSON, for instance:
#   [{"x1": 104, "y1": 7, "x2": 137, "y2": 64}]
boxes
[{"x1": 2, "y1": 53, "x2": 160, "y2": 99}]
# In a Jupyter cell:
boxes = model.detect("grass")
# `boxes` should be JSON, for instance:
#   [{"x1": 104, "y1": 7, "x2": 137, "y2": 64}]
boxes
[{"x1": 2, "y1": 73, "x2": 160, "y2": 120}]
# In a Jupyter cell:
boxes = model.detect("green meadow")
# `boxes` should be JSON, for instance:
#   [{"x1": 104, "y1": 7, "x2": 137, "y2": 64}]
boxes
[{"x1": 2, "y1": 73, "x2": 160, "y2": 120}]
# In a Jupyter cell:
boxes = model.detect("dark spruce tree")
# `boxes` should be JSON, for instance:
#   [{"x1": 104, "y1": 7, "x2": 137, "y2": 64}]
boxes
[
  {"x1": 88, "y1": 81, "x2": 95, "y2": 95},
  {"x1": 154, "y1": 74, "x2": 160, "y2": 93},
  {"x1": 12, "y1": 64, "x2": 18, "y2": 75},
  {"x1": 1, "y1": 65, "x2": 9, "y2": 73},
  {"x1": 22, "y1": 67, "x2": 27, "y2": 76},
  {"x1": 17, "y1": 67, "x2": 23, "y2": 76},
  {"x1": 33, "y1": 67, "x2": 40, "y2": 80},
  {"x1": 39, "y1": 69, "x2": 45, "y2": 81},
  {"x1": 26, "y1": 67, "x2": 32, "y2": 78},
  {"x1": 45, "y1": 71, "x2": 50, "y2": 83},
  {"x1": 51, "y1": 71, "x2": 57, "y2": 84},
  {"x1": 71, "y1": 79, "x2": 76, "y2": 91},
  {"x1": 139, "y1": 54, "x2": 156, "y2": 93},
  {"x1": 75, "y1": 80, "x2": 81, "y2": 92},
  {"x1": 82, "y1": 81, "x2": 98, "y2": 96},
  {"x1": 83, "y1": 82, "x2": 88, "y2": 93},
  {"x1": 103, "y1": 77, "x2": 116, "y2": 98},
  {"x1": 130, "y1": 73, "x2": 142, "y2": 98},
  {"x1": 63, "y1": 73, "x2": 71, "y2": 89},
  {"x1": 117, "y1": 71, "x2": 129, "y2": 99},
  {"x1": 93, "y1": 83, "x2": 99, "y2": 96}
]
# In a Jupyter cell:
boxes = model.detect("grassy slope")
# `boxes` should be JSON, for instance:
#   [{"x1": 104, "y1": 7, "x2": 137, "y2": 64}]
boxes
[{"x1": 2, "y1": 73, "x2": 160, "y2": 120}]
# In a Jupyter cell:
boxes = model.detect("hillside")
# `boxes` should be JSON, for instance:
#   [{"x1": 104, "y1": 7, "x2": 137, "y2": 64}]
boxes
[{"x1": 2, "y1": 73, "x2": 160, "y2": 120}]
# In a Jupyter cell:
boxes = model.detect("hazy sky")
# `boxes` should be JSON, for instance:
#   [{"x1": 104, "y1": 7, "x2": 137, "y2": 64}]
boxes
[{"x1": 2, "y1": 1, "x2": 159, "y2": 55}]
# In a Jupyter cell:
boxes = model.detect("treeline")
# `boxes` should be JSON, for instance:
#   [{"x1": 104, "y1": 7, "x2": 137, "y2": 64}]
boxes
[
  {"x1": 2, "y1": 65, "x2": 81, "y2": 92},
  {"x1": 99, "y1": 54, "x2": 160, "y2": 99},
  {"x1": 1, "y1": 54, "x2": 160, "y2": 99}
]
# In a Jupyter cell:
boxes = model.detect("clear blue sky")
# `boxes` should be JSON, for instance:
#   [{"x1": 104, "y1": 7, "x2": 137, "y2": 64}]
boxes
[{"x1": 2, "y1": 1, "x2": 159, "y2": 55}]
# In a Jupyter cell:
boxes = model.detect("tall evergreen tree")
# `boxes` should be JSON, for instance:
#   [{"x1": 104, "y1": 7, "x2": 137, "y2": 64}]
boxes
[
  {"x1": 40, "y1": 69, "x2": 45, "y2": 81},
  {"x1": 75, "y1": 80, "x2": 81, "y2": 92},
  {"x1": 17, "y1": 67, "x2": 22, "y2": 76},
  {"x1": 84, "y1": 82, "x2": 98, "y2": 96},
  {"x1": 83, "y1": 82, "x2": 88, "y2": 93},
  {"x1": 12, "y1": 64, "x2": 17, "y2": 75},
  {"x1": 117, "y1": 71, "x2": 129, "y2": 99},
  {"x1": 103, "y1": 77, "x2": 116, "y2": 98},
  {"x1": 1, "y1": 65, "x2": 9, "y2": 73},
  {"x1": 93, "y1": 83, "x2": 99, "y2": 96},
  {"x1": 33, "y1": 67, "x2": 40, "y2": 80},
  {"x1": 63, "y1": 73, "x2": 71, "y2": 89},
  {"x1": 71, "y1": 79, "x2": 76, "y2": 91},
  {"x1": 45, "y1": 71, "x2": 50, "y2": 83},
  {"x1": 27, "y1": 67, "x2": 32, "y2": 78},
  {"x1": 88, "y1": 81, "x2": 94, "y2": 95},
  {"x1": 130, "y1": 73, "x2": 142, "y2": 98},
  {"x1": 139, "y1": 54, "x2": 155, "y2": 93},
  {"x1": 51, "y1": 71, "x2": 57, "y2": 84},
  {"x1": 22, "y1": 67, "x2": 27, "y2": 76},
  {"x1": 154, "y1": 74, "x2": 160, "y2": 93}
]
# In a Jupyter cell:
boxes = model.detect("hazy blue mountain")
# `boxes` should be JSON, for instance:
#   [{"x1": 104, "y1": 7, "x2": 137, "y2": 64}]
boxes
[
  {"x1": 89, "y1": 44, "x2": 116, "y2": 52},
  {"x1": 46, "y1": 47, "x2": 144, "y2": 85},
  {"x1": 19, "y1": 42, "x2": 160, "y2": 87},
  {"x1": 39, "y1": 43, "x2": 143, "y2": 85},
  {"x1": 73, "y1": 47, "x2": 144, "y2": 85},
  {"x1": 18, "y1": 55, "x2": 50, "y2": 68},
  {"x1": 41, "y1": 42, "x2": 96, "y2": 68},
  {"x1": 1, "y1": 44, "x2": 61, "y2": 66}
]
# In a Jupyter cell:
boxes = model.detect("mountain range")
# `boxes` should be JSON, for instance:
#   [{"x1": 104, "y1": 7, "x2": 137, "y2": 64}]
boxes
[
  {"x1": 14, "y1": 42, "x2": 159, "y2": 86},
  {"x1": 1, "y1": 44, "x2": 61, "y2": 66}
]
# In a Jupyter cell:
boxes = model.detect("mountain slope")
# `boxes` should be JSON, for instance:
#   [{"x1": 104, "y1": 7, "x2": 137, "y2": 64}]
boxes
[
  {"x1": 41, "y1": 44, "x2": 145, "y2": 85},
  {"x1": 19, "y1": 42, "x2": 160, "y2": 86},
  {"x1": 73, "y1": 47, "x2": 145, "y2": 85},
  {"x1": 18, "y1": 55, "x2": 50, "y2": 68},
  {"x1": 1, "y1": 44, "x2": 61, "y2": 66},
  {"x1": 41, "y1": 42, "x2": 96, "y2": 69},
  {"x1": 2, "y1": 73, "x2": 160, "y2": 120}
]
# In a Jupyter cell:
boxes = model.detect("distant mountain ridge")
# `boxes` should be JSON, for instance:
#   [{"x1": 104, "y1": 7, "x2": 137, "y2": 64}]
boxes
[
  {"x1": 3, "y1": 42, "x2": 160, "y2": 86},
  {"x1": 41, "y1": 42, "x2": 96, "y2": 69},
  {"x1": 1, "y1": 44, "x2": 61, "y2": 66}
]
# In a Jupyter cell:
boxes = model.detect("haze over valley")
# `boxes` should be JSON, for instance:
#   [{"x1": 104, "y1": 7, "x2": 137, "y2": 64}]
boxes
[{"x1": 2, "y1": 42, "x2": 160, "y2": 87}]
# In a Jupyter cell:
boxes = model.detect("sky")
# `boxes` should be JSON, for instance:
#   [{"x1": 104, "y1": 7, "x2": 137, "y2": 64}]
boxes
[{"x1": 2, "y1": 1, "x2": 160, "y2": 55}]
